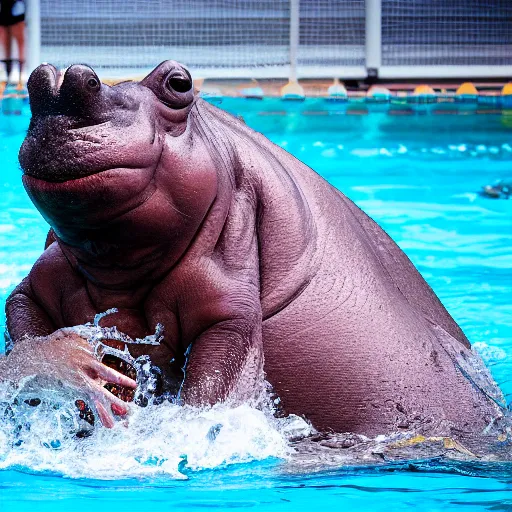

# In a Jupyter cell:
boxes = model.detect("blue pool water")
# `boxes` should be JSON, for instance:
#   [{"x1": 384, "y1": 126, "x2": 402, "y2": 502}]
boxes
[{"x1": 0, "y1": 99, "x2": 511, "y2": 510}]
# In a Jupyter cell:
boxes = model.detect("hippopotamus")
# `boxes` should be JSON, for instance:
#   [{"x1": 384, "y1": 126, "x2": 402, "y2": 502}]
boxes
[{"x1": 3, "y1": 61, "x2": 506, "y2": 439}]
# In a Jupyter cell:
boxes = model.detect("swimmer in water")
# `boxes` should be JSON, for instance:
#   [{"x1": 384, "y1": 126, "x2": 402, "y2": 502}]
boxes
[{"x1": 480, "y1": 179, "x2": 511, "y2": 199}]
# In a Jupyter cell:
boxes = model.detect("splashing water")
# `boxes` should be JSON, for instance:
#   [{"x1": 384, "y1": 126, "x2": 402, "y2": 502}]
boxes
[
  {"x1": 0, "y1": 311, "x2": 511, "y2": 481},
  {"x1": 70, "y1": 308, "x2": 166, "y2": 406},
  {"x1": 0, "y1": 311, "x2": 313, "y2": 479},
  {"x1": 0, "y1": 390, "x2": 312, "y2": 480}
]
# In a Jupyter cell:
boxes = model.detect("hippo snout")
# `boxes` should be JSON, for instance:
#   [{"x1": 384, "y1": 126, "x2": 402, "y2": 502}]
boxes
[
  {"x1": 20, "y1": 60, "x2": 194, "y2": 185},
  {"x1": 28, "y1": 63, "x2": 104, "y2": 119}
]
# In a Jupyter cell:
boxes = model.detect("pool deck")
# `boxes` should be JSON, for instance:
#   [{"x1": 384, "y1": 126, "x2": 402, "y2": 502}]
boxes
[
  {"x1": 1, "y1": 78, "x2": 509, "y2": 103},
  {"x1": 196, "y1": 79, "x2": 509, "y2": 98}
]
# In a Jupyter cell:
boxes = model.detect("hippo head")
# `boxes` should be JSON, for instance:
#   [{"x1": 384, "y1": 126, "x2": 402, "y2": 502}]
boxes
[{"x1": 19, "y1": 61, "x2": 218, "y2": 272}]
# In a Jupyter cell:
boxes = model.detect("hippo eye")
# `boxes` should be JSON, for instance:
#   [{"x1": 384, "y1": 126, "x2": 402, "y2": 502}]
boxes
[
  {"x1": 165, "y1": 74, "x2": 192, "y2": 94},
  {"x1": 87, "y1": 77, "x2": 99, "y2": 90},
  {"x1": 141, "y1": 65, "x2": 195, "y2": 110}
]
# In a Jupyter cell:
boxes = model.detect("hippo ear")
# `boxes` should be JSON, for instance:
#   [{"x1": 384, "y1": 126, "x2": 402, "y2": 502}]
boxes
[{"x1": 141, "y1": 61, "x2": 194, "y2": 110}]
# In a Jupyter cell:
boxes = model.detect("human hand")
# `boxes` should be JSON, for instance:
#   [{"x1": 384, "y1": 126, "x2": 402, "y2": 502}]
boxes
[{"x1": 0, "y1": 329, "x2": 137, "y2": 428}]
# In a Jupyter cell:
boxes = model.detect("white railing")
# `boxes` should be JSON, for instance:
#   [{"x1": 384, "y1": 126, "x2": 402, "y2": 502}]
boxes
[
  {"x1": 25, "y1": 0, "x2": 512, "y2": 80},
  {"x1": 26, "y1": 0, "x2": 40, "y2": 75}
]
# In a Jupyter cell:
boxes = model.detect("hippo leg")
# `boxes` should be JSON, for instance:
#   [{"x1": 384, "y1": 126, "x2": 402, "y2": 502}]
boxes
[
  {"x1": 181, "y1": 319, "x2": 263, "y2": 405},
  {"x1": 160, "y1": 191, "x2": 265, "y2": 406}
]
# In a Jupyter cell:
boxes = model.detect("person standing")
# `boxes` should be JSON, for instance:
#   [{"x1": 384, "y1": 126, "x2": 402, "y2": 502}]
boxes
[{"x1": 0, "y1": 0, "x2": 25, "y2": 86}]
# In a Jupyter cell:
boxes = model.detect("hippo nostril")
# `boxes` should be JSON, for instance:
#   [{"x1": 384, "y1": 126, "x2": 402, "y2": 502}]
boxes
[
  {"x1": 54, "y1": 64, "x2": 103, "y2": 117},
  {"x1": 27, "y1": 64, "x2": 59, "y2": 116},
  {"x1": 87, "y1": 77, "x2": 100, "y2": 90}
]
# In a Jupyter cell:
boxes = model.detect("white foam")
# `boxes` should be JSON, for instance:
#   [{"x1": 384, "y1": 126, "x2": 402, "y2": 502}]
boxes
[
  {"x1": 0, "y1": 384, "x2": 312, "y2": 480},
  {"x1": 472, "y1": 342, "x2": 508, "y2": 363}
]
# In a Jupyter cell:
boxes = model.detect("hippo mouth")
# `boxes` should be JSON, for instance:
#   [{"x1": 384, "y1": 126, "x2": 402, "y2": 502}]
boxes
[
  {"x1": 20, "y1": 115, "x2": 160, "y2": 185},
  {"x1": 21, "y1": 118, "x2": 118, "y2": 183}
]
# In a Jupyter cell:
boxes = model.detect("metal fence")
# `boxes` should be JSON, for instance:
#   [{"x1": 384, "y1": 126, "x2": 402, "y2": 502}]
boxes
[{"x1": 25, "y1": 0, "x2": 512, "y2": 80}]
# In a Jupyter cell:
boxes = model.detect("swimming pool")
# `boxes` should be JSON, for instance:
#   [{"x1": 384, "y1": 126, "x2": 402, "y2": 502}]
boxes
[{"x1": 0, "y1": 99, "x2": 511, "y2": 510}]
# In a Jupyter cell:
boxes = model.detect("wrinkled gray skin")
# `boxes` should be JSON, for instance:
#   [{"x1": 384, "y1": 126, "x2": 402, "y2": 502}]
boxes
[{"x1": 5, "y1": 61, "x2": 505, "y2": 439}]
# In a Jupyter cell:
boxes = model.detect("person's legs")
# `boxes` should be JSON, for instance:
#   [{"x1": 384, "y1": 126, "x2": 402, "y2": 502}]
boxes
[
  {"x1": 0, "y1": 25, "x2": 13, "y2": 82},
  {"x1": 10, "y1": 21, "x2": 24, "y2": 85}
]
